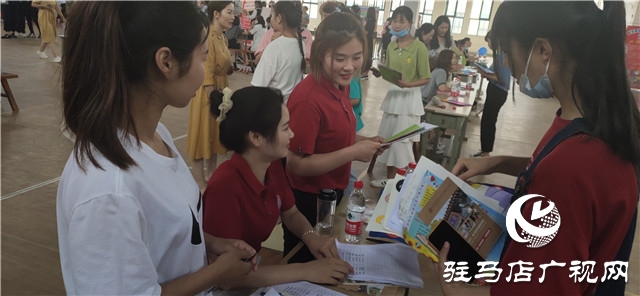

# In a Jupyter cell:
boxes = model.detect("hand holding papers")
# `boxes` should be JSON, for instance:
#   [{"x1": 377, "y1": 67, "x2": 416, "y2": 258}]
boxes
[{"x1": 382, "y1": 123, "x2": 438, "y2": 147}]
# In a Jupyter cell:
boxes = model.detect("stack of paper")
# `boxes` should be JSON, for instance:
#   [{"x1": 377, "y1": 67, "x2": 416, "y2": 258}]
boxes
[
  {"x1": 336, "y1": 241, "x2": 423, "y2": 288},
  {"x1": 250, "y1": 281, "x2": 347, "y2": 296}
]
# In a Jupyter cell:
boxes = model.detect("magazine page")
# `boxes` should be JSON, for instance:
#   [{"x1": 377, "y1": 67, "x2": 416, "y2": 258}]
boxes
[{"x1": 398, "y1": 157, "x2": 510, "y2": 261}]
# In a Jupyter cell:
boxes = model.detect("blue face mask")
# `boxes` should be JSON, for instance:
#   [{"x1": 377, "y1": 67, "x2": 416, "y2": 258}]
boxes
[
  {"x1": 391, "y1": 28, "x2": 409, "y2": 38},
  {"x1": 519, "y1": 46, "x2": 553, "y2": 99}
]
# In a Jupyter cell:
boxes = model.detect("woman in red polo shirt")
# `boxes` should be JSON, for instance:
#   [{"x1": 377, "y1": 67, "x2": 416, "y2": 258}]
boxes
[
  {"x1": 284, "y1": 12, "x2": 386, "y2": 263},
  {"x1": 436, "y1": 2, "x2": 639, "y2": 295},
  {"x1": 203, "y1": 86, "x2": 354, "y2": 287}
]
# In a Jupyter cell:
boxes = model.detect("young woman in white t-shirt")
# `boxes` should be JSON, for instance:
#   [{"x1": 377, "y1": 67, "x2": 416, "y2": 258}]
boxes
[
  {"x1": 57, "y1": 2, "x2": 257, "y2": 295},
  {"x1": 251, "y1": 1, "x2": 305, "y2": 103},
  {"x1": 249, "y1": 15, "x2": 267, "y2": 53}
]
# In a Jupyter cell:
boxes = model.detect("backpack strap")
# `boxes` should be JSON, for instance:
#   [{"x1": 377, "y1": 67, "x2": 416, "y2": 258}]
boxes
[{"x1": 500, "y1": 118, "x2": 590, "y2": 259}]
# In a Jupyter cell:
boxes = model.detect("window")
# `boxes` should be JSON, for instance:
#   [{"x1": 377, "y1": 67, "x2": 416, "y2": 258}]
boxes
[
  {"x1": 418, "y1": 0, "x2": 435, "y2": 24},
  {"x1": 302, "y1": 0, "x2": 319, "y2": 18},
  {"x1": 445, "y1": 0, "x2": 467, "y2": 34},
  {"x1": 369, "y1": 0, "x2": 386, "y2": 25},
  {"x1": 389, "y1": 0, "x2": 405, "y2": 13},
  {"x1": 467, "y1": 0, "x2": 492, "y2": 36},
  {"x1": 345, "y1": 0, "x2": 363, "y2": 7}
]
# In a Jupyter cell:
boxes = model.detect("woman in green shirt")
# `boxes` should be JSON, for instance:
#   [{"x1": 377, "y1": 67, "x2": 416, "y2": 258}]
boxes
[{"x1": 370, "y1": 6, "x2": 431, "y2": 188}]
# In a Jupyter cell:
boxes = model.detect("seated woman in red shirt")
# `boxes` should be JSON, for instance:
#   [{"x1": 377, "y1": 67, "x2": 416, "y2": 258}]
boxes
[
  {"x1": 203, "y1": 86, "x2": 353, "y2": 288},
  {"x1": 436, "y1": 1, "x2": 639, "y2": 295}
]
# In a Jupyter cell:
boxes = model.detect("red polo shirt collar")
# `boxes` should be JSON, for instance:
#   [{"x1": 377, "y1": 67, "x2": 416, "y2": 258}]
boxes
[
  {"x1": 228, "y1": 153, "x2": 267, "y2": 197},
  {"x1": 316, "y1": 73, "x2": 349, "y2": 101}
]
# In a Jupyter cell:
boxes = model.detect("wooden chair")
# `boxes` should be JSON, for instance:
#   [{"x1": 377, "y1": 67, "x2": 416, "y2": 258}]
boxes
[{"x1": 1, "y1": 72, "x2": 19, "y2": 112}]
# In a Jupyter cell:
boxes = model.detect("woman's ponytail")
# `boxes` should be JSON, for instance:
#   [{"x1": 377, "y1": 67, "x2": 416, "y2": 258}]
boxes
[{"x1": 297, "y1": 27, "x2": 306, "y2": 73}]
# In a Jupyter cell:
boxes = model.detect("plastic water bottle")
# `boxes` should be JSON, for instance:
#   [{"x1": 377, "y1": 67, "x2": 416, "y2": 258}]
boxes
[
  {"x1": 451, "y1": 78, "x2": 461, "y2": 98},
  {"x1": 406, "y1": 162, "x2": 417, "y2": 176},
  {"x1": 345, "y1": 181, "x2": 365, "y2": 243}
]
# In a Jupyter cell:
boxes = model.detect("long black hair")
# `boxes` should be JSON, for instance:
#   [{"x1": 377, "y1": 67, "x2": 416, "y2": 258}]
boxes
[
  {"x1": 430, "y1": 15, "x2": 452, "y2": 50},
  {"x1": 273, "y1": 0, "x2": 306, "y2": 72},
  {"x1": 62, "y1": 1, "x2": 208, "y2": 171},
  {"x1": 491, "y1": 1, "x2": 640, "y2": 166}
]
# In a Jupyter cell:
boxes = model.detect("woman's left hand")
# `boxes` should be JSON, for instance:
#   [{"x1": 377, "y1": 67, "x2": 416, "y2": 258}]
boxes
[
  {"x1": 366, "y1": 136, "x2": 388, "y2": 155},
  {"x1": 433, "y1": 242, "x2": 490, "y2": 296},
  {"x1": 394, "y1": 79, "x2": 411, "y2": 88},
  {"x1": 305, "y1": 233, "x2": 340, "y2": 259}
]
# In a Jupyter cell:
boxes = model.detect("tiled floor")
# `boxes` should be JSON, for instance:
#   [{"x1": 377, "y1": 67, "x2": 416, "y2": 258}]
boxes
[{"x1": 2, "y1": 30, "x2": 639, "y2": 295}]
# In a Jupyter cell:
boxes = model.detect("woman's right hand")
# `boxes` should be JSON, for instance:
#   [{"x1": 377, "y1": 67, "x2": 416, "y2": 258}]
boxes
[
  {"x1": 451, "y1": 156, "x2": 502, "y2": 181},
  {"x1": 352, "y1": 140, "x2": 382, "y2": 162},
  {"x1": 302, "y1": 258, "x2": 354, "y2": 285},
  {"x1": 212, "y1": 249, "x2": 256, "y2": 290}
]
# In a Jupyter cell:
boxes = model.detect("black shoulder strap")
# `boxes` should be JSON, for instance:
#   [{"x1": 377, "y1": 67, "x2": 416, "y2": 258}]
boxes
[{"x1": 513, "y1": 118, "x2": 591, "y2": 197}]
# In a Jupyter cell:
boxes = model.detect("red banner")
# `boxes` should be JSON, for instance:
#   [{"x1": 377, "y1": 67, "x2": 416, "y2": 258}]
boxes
[{"x1": 626, "y1": 26, "x2": 640, "y2": 90}]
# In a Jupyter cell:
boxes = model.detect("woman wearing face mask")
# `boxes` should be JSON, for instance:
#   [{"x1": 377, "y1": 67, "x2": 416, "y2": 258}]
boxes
[
  {"x1": 284, "y1": 12, "x2": 385, "y2": 263},
  {"x1": 437, "y1": 2, "x2": 639, "y2": 295},
  {"x1": 429, "y1": 15, "x2": 454, "y2": 57},
  {"x1": 370, "y1": 6, "x2": 431, "y2": 188}
]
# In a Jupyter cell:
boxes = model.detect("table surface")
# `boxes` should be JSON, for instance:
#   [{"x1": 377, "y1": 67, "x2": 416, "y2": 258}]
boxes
[
  {"x1": 322, "y1": 191, "x2": 445, "y2": 296},
  {"x1": 424, "y1": 91, "x2": 475, "y2": 118}
]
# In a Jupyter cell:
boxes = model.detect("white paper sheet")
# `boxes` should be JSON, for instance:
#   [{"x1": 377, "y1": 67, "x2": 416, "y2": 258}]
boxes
[
  {"x1": 250, "y1": 281, "x2": 347, "y2": 296},
  {"x1": 336, "y1": 241, "x2": 424, "y2": 288}
]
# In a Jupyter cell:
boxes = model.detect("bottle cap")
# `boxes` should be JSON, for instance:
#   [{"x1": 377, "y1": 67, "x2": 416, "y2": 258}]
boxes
[
  {"x1": 397, "y1": 168, "x2": 407, "y2": 176},
  {"x1": 354, "y1": 180, "x2": 364, "y2": 189},
  {"x1": 408, "y1": 162, "x2": 417, "y2": 169},
  {"x1": 318, "y1": 189, "x2": 337, "y2": 201}
]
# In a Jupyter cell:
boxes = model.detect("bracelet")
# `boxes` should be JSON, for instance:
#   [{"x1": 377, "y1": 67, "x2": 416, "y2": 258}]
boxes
[{"x1": 301, "y1": 229, "x2": 316, "y2": 242}]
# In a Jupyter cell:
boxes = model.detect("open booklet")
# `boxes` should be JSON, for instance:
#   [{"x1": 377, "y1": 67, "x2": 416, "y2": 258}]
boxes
[
  {"x1": 381, "y1": 123, "x2": 438, "y2": 147},
  {"x1": 366, "y1": 156, "x2": 512, "y2": 278}
]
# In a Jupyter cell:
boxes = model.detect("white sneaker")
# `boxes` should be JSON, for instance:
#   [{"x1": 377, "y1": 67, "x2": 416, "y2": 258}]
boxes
[
  {"x1": 370, "y1": 179, "x2": 387, "y2": 188},
  {"x1": 37, "y1": 51, "x2": 48, "y2": 59},
  {"x1": 52, "y1": 56, "x2": 62, "y2": 63}
]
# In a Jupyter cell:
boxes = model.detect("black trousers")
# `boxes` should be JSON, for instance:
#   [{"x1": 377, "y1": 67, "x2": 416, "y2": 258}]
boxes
[
  {"x1": 282, "y1": 188, "x2": 343, "y2": 263},
  {"x1": 480, "y1": 82, "x2": 508, "y2": 153},
  {"x1": 2, "y1": 1, "x2": 21, "y2": 32}
]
